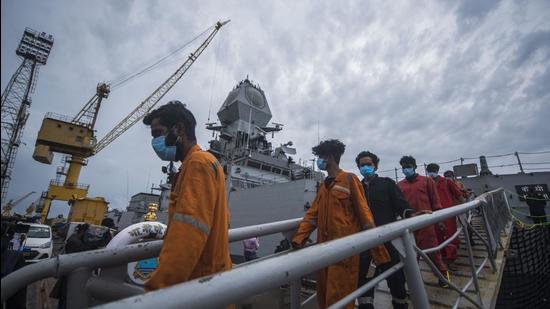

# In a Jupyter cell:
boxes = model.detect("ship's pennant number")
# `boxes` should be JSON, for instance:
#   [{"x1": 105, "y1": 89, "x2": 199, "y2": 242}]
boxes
[{"x1": 515, "y1": 184, "x2": 550, "y2": 201}]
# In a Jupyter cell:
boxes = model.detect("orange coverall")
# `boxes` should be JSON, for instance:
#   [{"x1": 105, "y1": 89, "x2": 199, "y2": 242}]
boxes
[
  {"x1": 398, "y1": 175, "x2": 448, "y2": 273},
  {"x1": 292, "y1": 170, "x2": 390, "y2": 309},
  {"x1": 433, "y1": 176, "x2": 465, "y2": 261},
  {"x1": 145, "y1": 145, "x2": 232, "y2": 291}
]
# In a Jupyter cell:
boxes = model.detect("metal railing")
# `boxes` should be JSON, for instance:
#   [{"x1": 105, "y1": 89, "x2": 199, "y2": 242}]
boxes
[
  {"x1": 48, "y1": 179, "x2": 90, "y2": 190},
  {"x1": 1, "y1": 189, "x2": 510, "y2": 309}
]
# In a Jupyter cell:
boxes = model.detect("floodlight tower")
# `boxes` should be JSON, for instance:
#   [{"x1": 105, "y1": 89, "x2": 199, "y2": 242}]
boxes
[{"x1": 1, "y1": 28, "x2": 54, "y2": 203}]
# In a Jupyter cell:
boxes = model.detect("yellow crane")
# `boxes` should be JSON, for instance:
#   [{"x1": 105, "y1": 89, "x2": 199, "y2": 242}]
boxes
[
  {"x1": 32, "y1": 20, "x2": 230, "y2": 224},
  {"x1": 1, "y1": 191, "x2": 35, "y2": 217}
]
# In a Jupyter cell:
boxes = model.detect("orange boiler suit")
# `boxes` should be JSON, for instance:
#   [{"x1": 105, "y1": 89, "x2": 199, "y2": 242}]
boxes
[
  {"x1": 398, "y1": 175, "x2": 448, "y2": 273},
  {"x1": 292, "y1": 170, "x2": 390, "y2": 309},
  {"x1": 433, "y1": 176, "x2": 465, "y2": 261},
  {"x1": 145, "y1": 145, "x2": 232, "y2": 292}
]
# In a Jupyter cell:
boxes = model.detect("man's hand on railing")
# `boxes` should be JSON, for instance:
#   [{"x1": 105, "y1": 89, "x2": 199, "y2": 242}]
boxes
[
  {"x1": 291, "y1": 241, "x2": 303, "y2": 249},
  {"x1": 291, "y1": 238, "x2": 313, "y2": 249},
  {"x1": 413, "y1": 210, "x2": 433, "y2": 216}
]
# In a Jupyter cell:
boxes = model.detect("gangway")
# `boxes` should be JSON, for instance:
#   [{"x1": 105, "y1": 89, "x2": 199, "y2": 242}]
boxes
[{"x1": 1, "y1": 189, "x2": 512, "y2": 308}]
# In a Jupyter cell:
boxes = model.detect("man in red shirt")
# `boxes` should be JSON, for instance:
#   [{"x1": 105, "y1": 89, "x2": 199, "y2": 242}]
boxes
[
  {"x1": 398, "y1": 156, "x2": 450, "y2": 287},
  {"x1": 427, "y1": 164, "x2": 465, "y2": 268}
]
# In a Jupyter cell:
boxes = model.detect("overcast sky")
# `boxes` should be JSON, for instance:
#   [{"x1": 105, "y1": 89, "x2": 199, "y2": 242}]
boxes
[{"x1": 2, "y1": 0, "x2": 549, "y2": 216}]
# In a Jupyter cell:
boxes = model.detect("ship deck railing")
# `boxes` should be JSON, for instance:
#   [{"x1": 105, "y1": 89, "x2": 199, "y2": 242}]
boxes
[{"x1": 1, "y1": 188, "x2": 511, "y2": 309}]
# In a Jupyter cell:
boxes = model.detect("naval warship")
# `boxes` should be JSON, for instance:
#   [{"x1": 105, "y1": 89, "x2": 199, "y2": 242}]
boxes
[
  {"x1": 113, "y1": 77, "x2": 549, "y2": 259},
  {"x1": 2, "y1": 77, "x2": 549, "y2": 308}
]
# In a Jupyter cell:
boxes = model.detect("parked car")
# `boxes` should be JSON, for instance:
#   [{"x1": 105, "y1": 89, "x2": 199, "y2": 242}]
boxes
[{"x1": 18, "y1": 223, "x2": 53, "y2": 261}]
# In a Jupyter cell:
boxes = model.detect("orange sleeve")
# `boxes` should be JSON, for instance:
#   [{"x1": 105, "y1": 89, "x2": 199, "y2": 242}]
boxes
[
  {"x1": 349, "y1": 174, "x2": 390, "y2": 265},
  {"x1": 447, "y1": 179, "x2": 465, "y2": 201},
  {"x1": 292, "y1": 194, "x2": 319, "y2": 247},
  {"x1": 145, "y1": 158, "x2": 218, "y2": 291},
  {"x1": 427, "y1": 177, "x2": 442, "y2": 211}
]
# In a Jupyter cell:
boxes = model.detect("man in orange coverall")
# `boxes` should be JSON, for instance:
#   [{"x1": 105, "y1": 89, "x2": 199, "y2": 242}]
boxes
[
  {"x1": 427, "y1": 163, "x2": 465, "y2": 269},
  {"x1": 292, "y1": 139, "x2": 390, "y2": 309},
  {"x1": 443, "y1": 170, "x2": 468, "y2": 204},
  {"x1": 142, "y1": 101, "x2": 232, "y2": 292},
  {"x1": 398, "y1": 156, "x2": 450, "y2": 288}
]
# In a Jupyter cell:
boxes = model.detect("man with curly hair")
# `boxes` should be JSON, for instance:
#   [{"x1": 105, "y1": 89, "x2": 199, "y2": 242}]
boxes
[
  {"x1": 142, "y1": 101, "x2": 232, "y2": 294},
  {"x1": 292, "y1": 139, "x2": 390, "y2": 309}
]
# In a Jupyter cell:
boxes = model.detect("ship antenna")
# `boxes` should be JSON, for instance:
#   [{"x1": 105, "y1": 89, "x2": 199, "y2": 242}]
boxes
[{"x1": 317, "y1": 108, "x2": 320, "y2": 144}]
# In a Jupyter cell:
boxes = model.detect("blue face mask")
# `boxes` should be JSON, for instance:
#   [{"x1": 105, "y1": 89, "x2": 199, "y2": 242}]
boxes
[
  {"x1": 402, "y1": 167, "x2": 415, "y2": 177},
  {"x1": 316, "y1": 158, "x2": 328, "y2": 171},
  {"x1": 428, "y1": 172, "x2": 438, "y2": 178},
  {"x1": 359, "y1": 165, "x2": 375, "y2": 177},
  {"x1": 151, "y1": 136, "x2": 177, "y2": 161}
]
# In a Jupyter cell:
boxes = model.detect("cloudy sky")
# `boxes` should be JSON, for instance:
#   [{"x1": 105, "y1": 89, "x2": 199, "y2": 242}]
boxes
[{"x1": 2, "y1": 0, "x2": 549, "y2": 216}]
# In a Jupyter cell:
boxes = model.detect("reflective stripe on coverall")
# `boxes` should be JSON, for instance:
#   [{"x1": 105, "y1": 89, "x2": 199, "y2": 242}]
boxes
[
  {"x1": 145, "y1": 145, "x2": 232, "y2": 291},
  {"x1": 292, "y1": 170, "x2": 390, "y2": 309}
]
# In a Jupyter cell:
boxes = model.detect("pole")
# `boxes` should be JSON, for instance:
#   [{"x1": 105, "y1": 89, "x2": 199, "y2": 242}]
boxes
[
  {"x1": 246, "y1": 107, "x2": 252, "y2": 150},
  {"x1": 401, "y1": 231, "x2": 431, "y2": 309},
  {"x1": 514, "y1": 152, "x2": 524, "y2": 174},
  {"x1": 394, "y1": 167, "x2": 399, "y2": 182},
  {"x1": 289, "y1": 278, "x2": 301, "y2": 309}
]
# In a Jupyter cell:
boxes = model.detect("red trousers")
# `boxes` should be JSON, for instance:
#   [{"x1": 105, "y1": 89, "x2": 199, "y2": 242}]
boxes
[
  {"x1": 414, "y1": 225, "x2": 448, "y2": 273},
  {"x1": 436, "y1": 217, "x2": 460, "y2": 261}
]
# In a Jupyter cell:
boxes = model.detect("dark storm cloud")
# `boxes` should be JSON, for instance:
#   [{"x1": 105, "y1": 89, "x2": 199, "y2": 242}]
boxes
[{"x1": 2, "y1": 0, "x2": 549, "y2": 215}]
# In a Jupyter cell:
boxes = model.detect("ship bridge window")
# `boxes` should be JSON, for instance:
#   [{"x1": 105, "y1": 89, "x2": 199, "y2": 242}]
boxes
[
  {"x1": 282, "y1": 170, "x2": 290, "y2": 176},
  {"x1": 247, "y1": 161, "x2": 261, "y2": 169},
  {"x1": 261, "y1": 165, "x2": 271, "y2": 172},
  {"x1": 272, "y1": 168, "x2": 282, "y2": 174}
]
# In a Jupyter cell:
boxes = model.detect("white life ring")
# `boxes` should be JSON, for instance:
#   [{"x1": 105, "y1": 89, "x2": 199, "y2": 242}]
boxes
[{"x1": 106, "y1": 221, "x2": 167, "y2": 285}]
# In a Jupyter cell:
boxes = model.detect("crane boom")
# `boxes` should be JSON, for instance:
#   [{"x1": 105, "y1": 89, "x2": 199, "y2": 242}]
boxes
[
  {"x1": 72, "y1": 83, "x2": 110, "y2": 130},
  {"x1": 93, "y1": 20, "x2": 230, "y2": 154}
]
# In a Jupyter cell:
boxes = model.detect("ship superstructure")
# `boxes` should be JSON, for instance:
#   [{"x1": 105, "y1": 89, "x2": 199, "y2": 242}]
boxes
[
  {"x1": 116, "y1": 79, "x2": 323, "y2": 257},
  {"x1": 206, "y1": 78, "x2": 321, "y2": 189}
]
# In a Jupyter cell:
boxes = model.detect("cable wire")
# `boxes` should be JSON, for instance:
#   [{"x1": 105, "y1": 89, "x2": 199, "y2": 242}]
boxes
[
  {"x1": 108, "y1": 25, "x2": 214, "y2": 90},
  {"x1": 517, "y1": 150, "x2": 550, "y2": 155}
]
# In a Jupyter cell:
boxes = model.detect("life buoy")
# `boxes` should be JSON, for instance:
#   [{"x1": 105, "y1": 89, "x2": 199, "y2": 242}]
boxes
[{"x1": 106, "y1": 221, "x2": 167, "y2": 285}]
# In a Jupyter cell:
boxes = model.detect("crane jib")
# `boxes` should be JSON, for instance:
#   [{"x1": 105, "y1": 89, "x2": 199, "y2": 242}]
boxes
[{"x1": 93, "y1": 20, "x2": 230, "y2": 155}]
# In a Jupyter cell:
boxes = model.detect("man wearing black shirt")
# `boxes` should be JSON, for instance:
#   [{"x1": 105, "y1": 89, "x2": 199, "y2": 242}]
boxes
[{"x1": 355, "y1": 151, "x2": 413, "y2": 309}]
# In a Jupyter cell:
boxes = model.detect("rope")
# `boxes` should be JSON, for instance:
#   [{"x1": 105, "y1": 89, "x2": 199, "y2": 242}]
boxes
[
  {"x1": 508, "y1": 210, "x2": 548, "y2": 230},
  {"x1": 517, "y1": 150, "x2": 550, "y2": 155},
  {"x1": 485, "y1": 153, "x2": 515, "y2": 158},
  {"x1": 108, "y1": 25, "x2": 214, "y2": 90},
  {"x1": 207, "y1": 33, "x2": 222, "y2": 123},
  {"x1": 510, "y1": 207, "x2": 550, "y2": 218}
]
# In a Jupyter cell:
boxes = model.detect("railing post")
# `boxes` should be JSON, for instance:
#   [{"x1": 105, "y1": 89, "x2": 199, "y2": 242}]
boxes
[
  {"x1": 66, "y1": 267, "x2": 92, "y2": 309},
  {"x1": 479, "y1": 199, "x2": 498, "y2": 271},
  {"x1": 290, "y1": 277, "x2": 301, "y2": 309},
  {"x1": 459, "y1": 215, "x2": 484, "y2": 307},
  {"x1": 400, "y1": 231, "x2": 430, "y2": 309},
  {"x1": 514, "y1": 152, "x2": 524, "y2": 174}
]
